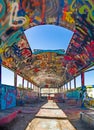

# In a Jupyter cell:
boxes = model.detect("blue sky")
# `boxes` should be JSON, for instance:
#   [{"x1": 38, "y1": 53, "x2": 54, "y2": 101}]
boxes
[
  {"x1": 1, "y1": 25, "x2": 94, "y2": 87},
  {"x1": 24, "y1": 25, "x2": 73, "y2": 51}
]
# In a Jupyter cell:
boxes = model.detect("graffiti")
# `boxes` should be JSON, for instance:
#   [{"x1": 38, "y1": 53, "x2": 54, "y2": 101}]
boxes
[
  {"x1": 41, "y1": 0, "x2": 46, "y2": 23},
  {"x1": 46, "y1": 17, "x2": 56, "y2": 24},
  {"x1": 0, "y1": 0, "x2": 94, "y2": 88},
  {"x1": 46, "y1": 0, "x2": 59, "y2": 17},
  {"x1": 3, "y1": 45, "x2": 32, "y2": 59},
  {"x1": 9, "y1": 2, "x2": 26, "y2": 27},
  {"x1": 69, "y1": 0, "x2": 76, "y2": 12},
  {"x1": 66, "y1": 90, "x2": 80, "y2": 99},
  {"x1": 22, "y1": 0, "x2": 40, "y2": 12},
  {"x1": 62, "y1": 11, "x2": 75, "y2": 23},
  {"x1": 17, "y1": 88, "x2": 38, "y2": 105},
  {"x1": 0, "y1": 0, "x2": 6, "y2": 19},
  {"x1": 65, "y1": 85, "x2": 94, "y2": 107},
  {"x1": 2, "y1": 43, "x2": 32, "y2": 70},
  {"x1": 3, "y1": 45, "x2": 21, "y2": 58},
  {"x1": 0, "y1": 84, "x2": 16, "y2": 110},
  {"x1": 33, "y1": 49, "x2": 65, "y2": 55},
  {"x1": 79, "y1": 0, "x2": 94, "y2": 25}
]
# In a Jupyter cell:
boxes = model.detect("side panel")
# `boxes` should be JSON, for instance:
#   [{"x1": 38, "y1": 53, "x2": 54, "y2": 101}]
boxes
[{"x1": 0, "y1": 84, "x2": 16, "y2": 110}]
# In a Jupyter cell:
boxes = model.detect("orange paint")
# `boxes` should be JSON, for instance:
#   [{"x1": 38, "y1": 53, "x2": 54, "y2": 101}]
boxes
[
  {"x1": 32, "y1": 2, "x2": 40, "y2": 7},
  {"x1": 62, "y1": 11, "x2": 67, "y2": 20}
]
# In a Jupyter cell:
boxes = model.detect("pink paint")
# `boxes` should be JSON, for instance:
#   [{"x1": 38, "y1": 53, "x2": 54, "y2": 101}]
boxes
[{"x1": 0, "y1": 111, "x2": 18, "y2": 126}]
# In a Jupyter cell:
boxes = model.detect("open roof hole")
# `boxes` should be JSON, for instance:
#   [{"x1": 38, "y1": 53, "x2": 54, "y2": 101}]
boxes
[{"x1": 24, "y1": 25, "x2": 73, "y2": 53}]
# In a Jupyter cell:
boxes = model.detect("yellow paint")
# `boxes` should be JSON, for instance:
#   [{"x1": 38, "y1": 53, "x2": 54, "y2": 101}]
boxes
[
  {"x1": 0, "y1": 44, "x2": 7, "y2": 54},
  {"x1": 46, "y1": 17, "x2": 56, "y2": 23},
  {"x1": 79, "y1": 0, "x2": 94, "y2": 25},
  {"x1": 35, "y1": 16, "x2": 42, "y2": 22},
  {"x1": 76, "y1": 26, "x2": 87, "y2": 35},
  {"x1": 0, "y1": 48, "x2": 3, "y2": 54},
  {"x1": 90, "y1": 100, "x2": 94, "y2": 106},
  {"x1": 70, "y1": 0, "x2": 76, "y2": 12},
  {"x1": 23, "y1": 15, "x2": 30, "y2": 28},
  {"x1": 62, "y1": 11, "x2": 75, "y2": 24}
]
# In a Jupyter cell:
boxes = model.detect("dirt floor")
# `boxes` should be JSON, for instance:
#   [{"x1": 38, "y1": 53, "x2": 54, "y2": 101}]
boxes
[
  {"x1": 0, "y1": 100, "x2": 94, "y2": 130},
  {"x1": 0, "y1": 101, "x2": 46, "y2": 130},
  {"x1": 57, "y1": 102, "x2": 94, "y2": 130}
]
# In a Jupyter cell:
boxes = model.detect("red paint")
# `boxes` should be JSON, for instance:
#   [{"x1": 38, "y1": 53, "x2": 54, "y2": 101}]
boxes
[
  {"x1": 34, "y1": 68, "x2": 40, "y2": 72},
  {"x1": 45, "y1": 84, "x2": 48, "y2": 88},
  {"x1": 0, "y1": 111, "x2": 18, "y2": 126},
  {"x1": 64, "y1": 55, "x2": 73, "y2": 61},
  {"x1": 81, "y1": 72, "x2": 84, "y2": 86},
  {"x1": 41, "y1": 0, "x2": 46, "y2": 23}
]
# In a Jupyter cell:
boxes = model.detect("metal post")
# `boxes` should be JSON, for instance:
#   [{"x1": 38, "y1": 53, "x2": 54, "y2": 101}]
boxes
[
  {"x1": 58, "y1": 87, "x2": 59, "y2": 93},
  {"x1": 22, "y1": 77, "x2": 24, "y2": 88},
  {"x1": 66, "y1": 83, "x2": 68, "y2": 91},
  {"x1": 81, "y1": 72, "x2": 85, "y2": 107},
  {"x1": 74, "y1": 77, "x2": 76, "y2": 89},
  {"x1": 62, "y1": 86, "x2": 64, "y2": 92},
  {"x1": 27, "y1": 81, "x2": 29, "y2": 88},
  {"x1": 81, "y1": 72, "x2": 85, "y2": 86},
  {"x1": 14, "y1": 73, "x2": 17, "y2": 87},
  {"x1": 64, "y1": 84, "x2": 65, "y2": 91},
  {"x1": 70, "y1": 81, "x2": 71, "y2": 90},
  {"x1": 30, "y1": 83, "x2": 32, "y2": 89}
]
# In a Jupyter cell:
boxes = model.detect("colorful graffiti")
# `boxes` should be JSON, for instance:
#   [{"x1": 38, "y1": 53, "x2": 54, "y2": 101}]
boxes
[
  {"x1": 0, "y1": 84, "x2": 16, "y2": 110},
  {"x1": 0, "y1": 0, "x2": 94, "y2": 88},
  {"x1": 65, "y1": 85, "x2": 94, "y2": 107},
  {"x1": 16, "y1": 88, "x2": 38, "y2": 105}
]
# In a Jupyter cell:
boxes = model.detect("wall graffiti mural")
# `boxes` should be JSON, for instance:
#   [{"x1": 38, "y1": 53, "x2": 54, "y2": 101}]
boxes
[
  {"x1": 0, "y1": 0, "x2": 94, "y2": 89},
  {"x1": 0, "y1": 84, "x2": 16, "y2": 110},
  {"x1": 66, "y1": 0, "x2": 94, "y2": 81},
  {"x1": 65, "y1": 85, "x2": 94, "y2": 107},
  {"x1": 16, "y1": 88, "x2": 38, "y2": 105}
]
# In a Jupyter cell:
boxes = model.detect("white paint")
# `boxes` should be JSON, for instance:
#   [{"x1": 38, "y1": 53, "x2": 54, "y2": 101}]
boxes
[{"x1": 9, "y1": 2, "x2": 26, "y2": 27}]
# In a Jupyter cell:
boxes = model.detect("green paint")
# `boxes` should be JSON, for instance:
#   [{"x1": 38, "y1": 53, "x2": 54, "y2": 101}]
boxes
[
  {"x1": 70, "y1": 0, "x2": 76, "y2": 12},
  {"x1": 0, "y1": 0, "x2": 6, "y2": 19},
  {"x1": 7, "y1": 30, "x2": 22, "y2": 46},
  {"x1": 0, "y1": 24, "x2": 9, "y2": 37},
  {"x1": 79, "y1": 0, "x2": 94, "y2": 25}
]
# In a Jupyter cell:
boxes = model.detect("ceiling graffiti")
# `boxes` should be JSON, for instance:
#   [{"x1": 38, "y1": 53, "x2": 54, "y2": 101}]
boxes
[{"x1": 0, "y1": 0, "x2": 94, "y2": 87}]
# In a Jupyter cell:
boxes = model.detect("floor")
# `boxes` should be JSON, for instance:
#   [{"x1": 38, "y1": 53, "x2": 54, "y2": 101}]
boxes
[
  {"x1": 26, "y1": 100, "x2": 76, "y2": 130},
  {"x1": 0, "y1": 100, "x2": 94, "y2": 130}
]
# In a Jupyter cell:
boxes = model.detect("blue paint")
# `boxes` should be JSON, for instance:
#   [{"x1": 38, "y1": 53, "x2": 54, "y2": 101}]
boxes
[
  {"x1": 56, "y1": 0, "x2": 63, "y2": 25},
  {"x1": 66, "y1": 90, "x2": 80, "y2": 99},
  {"x1": 7, "y1": 30, "x2": 22, "y2": 46},
  {"x1": 20, "y1": 0, "x2": 22, "y2": 7},
  {"x1": 17, "y1": 9, "x2": 26, "y2": 17},
  {"x1": 0, "y1": 84, "x2": 16, "y2": 110},
  {"x1": 0, "y1": 62, "x2": 1, "y2": 84},
  {"x1": 68, "y1": 0, "x2": 73, "y2": 5},
  {"x1": 0, "y1": 58, "x2": 2, "y2": 64},
  {"x1": 77, "y1": 0, "x2": 83, "y2": 5},
  {"x1": 59, "y1": 0, "x2": 64, "y2": 8},
  {"x1": 33, "y1": 49, "x2": 65, "y2": 55}
]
